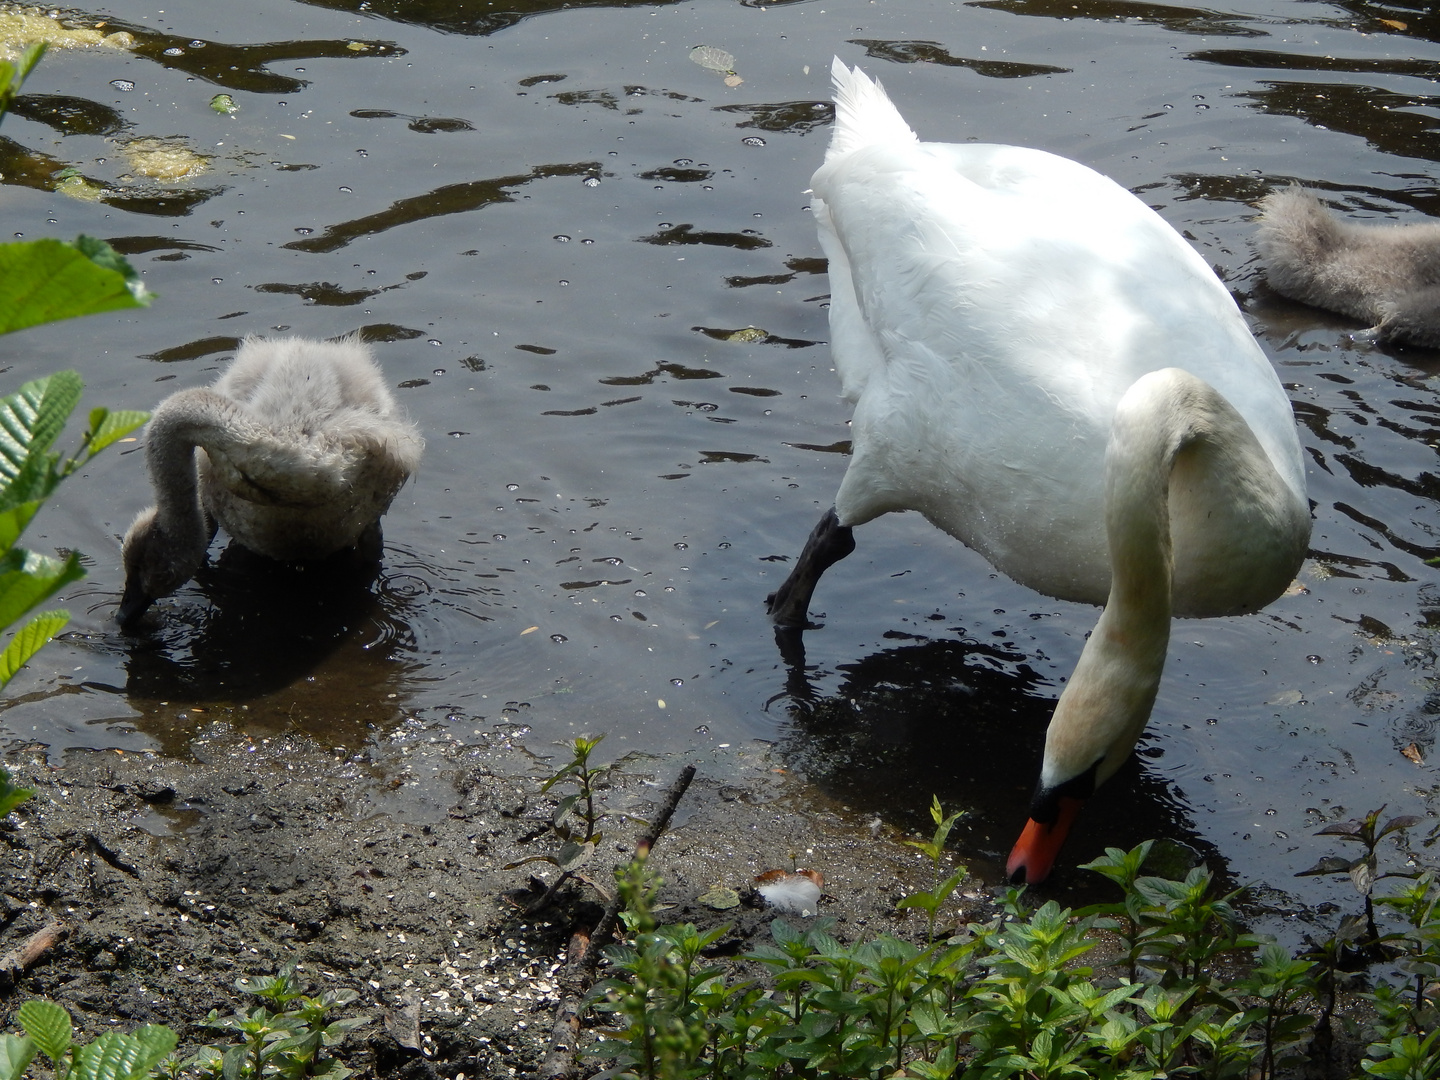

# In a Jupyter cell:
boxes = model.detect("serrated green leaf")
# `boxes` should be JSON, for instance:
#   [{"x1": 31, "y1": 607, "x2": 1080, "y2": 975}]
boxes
[
  {"x1": 0, "y1": 372, "x2": 81, "y2": 503},
  {"x1": 72, "y1": 1026, "x2": 179, "y2": 1080},
  {"x1": 0, "y1": 611, "x2": 70, "y2": 689},
  {"x1": 0, "y1": 239, "x2": 152, "y2": 338},
  {"x1": 83, "y1": 408, "x2": 148, "y2": 459},
  {"x1": 0, "y1": 547, "x2": 82, "y2": 630},
  {"x1": 0, "y1": 1033, "x2": 36, "y2": 1080},
  {"x1": 18, "y1": 999, "x2": 72, "y2": 1064}
]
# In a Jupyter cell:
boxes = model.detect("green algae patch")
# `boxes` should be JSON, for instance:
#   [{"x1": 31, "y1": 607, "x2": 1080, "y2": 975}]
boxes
[
  {"x1": 120, "y1": 137, "x2": 210, "y2": 181},
  {"x1": 0, "y1": 6, "x2": 134, "y2": 63}
]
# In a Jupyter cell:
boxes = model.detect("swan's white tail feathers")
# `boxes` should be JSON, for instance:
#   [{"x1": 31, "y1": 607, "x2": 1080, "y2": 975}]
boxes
[{"x1": 827, "y1": 57, "x2": 916, "y2": 163}]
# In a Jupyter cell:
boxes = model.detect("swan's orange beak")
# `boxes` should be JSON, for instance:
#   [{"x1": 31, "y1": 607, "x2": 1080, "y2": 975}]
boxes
[{"x1": 1006, "y1": 795, "x2": 1085, "y2": 885}]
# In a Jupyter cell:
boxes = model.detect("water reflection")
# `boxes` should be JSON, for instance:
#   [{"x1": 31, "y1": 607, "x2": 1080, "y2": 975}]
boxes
[
  {"x1": 119, "y1": 541, "x2": 411, "y2": 706},
  {"x1": 770, "y1": 632, "x2": 1207, "y2": 891}
]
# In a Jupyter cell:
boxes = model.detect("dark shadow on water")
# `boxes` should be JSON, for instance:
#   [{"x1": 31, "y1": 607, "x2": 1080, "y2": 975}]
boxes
[
  {"x1": 770, "y1": 632, "x2": 1226, "y2": 907},
  {"x1": 115, "y1": 542, "x2": 418, "y2": 751}
]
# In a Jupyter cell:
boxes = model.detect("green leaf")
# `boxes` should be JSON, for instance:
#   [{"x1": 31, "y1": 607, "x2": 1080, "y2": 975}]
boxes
[
  {"x1": 0, "y1": 371, "x2": 82, "y2": 510},
  {"x1": 0, "y1": 43, "x2": 46, "y2": 121},
  {"x1": 71, "y1": 1026, "x2": 179, "y2": 1080},
  {"x1": 17, "y1": 999, "x2": 72, "y2": 1064},
  {"x1": 82, "y1": 408, "x2": 149, "y2": 458},
  {"x1": 0, "y1": 1034, "x2": 36, "y2": 1080},
  {"x1": 0, "y1": 238, "x2": 153, "y2": 337},
  {"x1": 0, "y1": 547, "x2": 83, "y2": 629},
  {"x1": 210, "y1": 94, "x2": 237, "y2": 115},
  {"x1": 0, "y1": 610, "x2": 70, "y2": 688},
  {"x1": 0, "y1": 766, "x2": 35, "y2": 819}
]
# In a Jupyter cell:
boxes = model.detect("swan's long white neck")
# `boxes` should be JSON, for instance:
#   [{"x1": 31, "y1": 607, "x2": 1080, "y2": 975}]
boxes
[{"x1": 1039, "y1": 367, "x2": 1302, "y2": 797}]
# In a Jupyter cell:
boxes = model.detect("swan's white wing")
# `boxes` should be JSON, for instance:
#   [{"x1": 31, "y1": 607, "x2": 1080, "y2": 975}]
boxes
[{"x1": 812, "y1": 140, "x2": 1301, "y2": 602}]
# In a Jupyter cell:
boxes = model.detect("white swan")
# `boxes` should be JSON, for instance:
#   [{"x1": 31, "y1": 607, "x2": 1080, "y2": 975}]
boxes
[
  {"x1": 120, "y1": 334, "x2": 424, "y2": 628},
  {"x1": 768, "y1": 60, "x2": 1310, "y2": 884},
  {"x1": 1255, "y1": 185, "x2": 1440, "y2": 348}
]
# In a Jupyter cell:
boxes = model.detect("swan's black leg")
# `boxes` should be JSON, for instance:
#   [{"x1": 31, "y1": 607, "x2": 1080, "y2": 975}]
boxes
[{"x1": 766, "y1": 507, "x2": 855, "y2": 628}]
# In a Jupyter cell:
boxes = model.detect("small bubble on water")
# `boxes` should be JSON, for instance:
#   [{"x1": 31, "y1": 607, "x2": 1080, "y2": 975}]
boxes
[
  {"x1": 554, "y1": 234, "x2": 570, "y2": 242},
  {"x1": 447, "y1": 431, "x2": 467, "y2": 438},
  {"x1": 493, "y1": 534, "x2": 506, "y2": 541},
  {"x1": 110, "y1": 79, "x2": 136, "y2": 92},
  {"x1": 211, "y1": 278, "x2": 223, "y2": 284},
  {"x1": 559, "y1": 280, "x2": 569, "y2": 287},
  {"x1": 674, "y1": 158, "x2": 693, "y2": 166},
  {"x1": 339, "y1": 185, "x2": 353, "y2": 193},
  {"x1": 294, "y1": 227, "x2": 313, "y2": 235},
  {"x1": 742, "y1": 136, "x2": 766, "y2": 147},
  {"x1": 1306, "y1": 654, "x2": 1323, "y2": 664},
  {"x1": 427, "y1": 339, "x2": 442, "y2": 346},
  {"x1": 163, "y1": 47, "x2": 184, "y2": 56},
  {"x1": 663, "y1": 586, "x2": 675, "y2": 593},
  {"x1": 189, "y1": 39, "x2": 206, "y2": 48},
  {"x1": 674, "y1": 542, "x2": 688, "y2": 550},
  {"x1": 670, "y1": 678, "x2": 684, "y2": 687},
  {"x1": 356, "y1": 149, "x2": 368, "y2": 157},
  {"x1": 550, "y1": 634, "x2": 568, "y2": 643},
  {"x1": 432, "y1": 369, "x2": 446, "y2": 376},
  {"x1": 610, "y1": 614, "x2": 622, "y2": 621},
  {"x1": 1206, "y1": 717, "x2": 1219, "y2": 725},
  {"x1": 633, "y1": 589, "x2": 647, "y2": 597},
  {"x1": 11, "y1": 233, "x2": 20, "y2": 239},
  {"x1": 695, "y1": 725, "x2": 709, "y2": 734},
  {"x1": 581, "y1": 238, "x2": 594, "y2": 245},
  {"x1": 506, "y1": 483, "x2": 520, "y2": 491},
  {"x1": 582, "y1": 176, "x2": 600, "y2": 187},
  {"x1": 717, "y1": 541, "x2": 731, "y2": 549}
]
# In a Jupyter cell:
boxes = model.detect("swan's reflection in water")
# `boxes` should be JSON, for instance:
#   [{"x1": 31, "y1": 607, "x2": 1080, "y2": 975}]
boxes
[
  {"x1": 115, "y1": 541, "x2": 421, "y2": 752},
  {"x1": 770, "y1": 632, "x2": 1216, "y2": 898}
]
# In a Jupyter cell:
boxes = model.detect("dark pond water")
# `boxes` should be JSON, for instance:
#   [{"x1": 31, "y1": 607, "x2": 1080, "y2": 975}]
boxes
[{"x1": 3, "y1": 0, "x2": 1439, "y2": 931}]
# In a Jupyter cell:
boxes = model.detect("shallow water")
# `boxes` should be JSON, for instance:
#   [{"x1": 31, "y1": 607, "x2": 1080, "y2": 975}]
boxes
[{"x1": 2, "y1": 0, "x2": 1439, "y2": 927}]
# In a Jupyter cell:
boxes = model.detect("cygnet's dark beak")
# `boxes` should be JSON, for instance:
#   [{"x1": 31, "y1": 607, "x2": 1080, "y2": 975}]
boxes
[{"x1": 117, "y1": 577, "x2": 156, "y2": 632}]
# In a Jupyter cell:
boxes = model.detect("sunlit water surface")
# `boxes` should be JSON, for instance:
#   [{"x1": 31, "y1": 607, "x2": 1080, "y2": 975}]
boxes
[{"x1": 3, "y1": 0, "x2": 1440, "y2": 933}]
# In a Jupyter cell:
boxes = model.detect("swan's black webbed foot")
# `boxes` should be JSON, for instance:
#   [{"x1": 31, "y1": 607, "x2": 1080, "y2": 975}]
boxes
[{"x1": 766, "y1": 507, "x2": 855, "y2": 628}]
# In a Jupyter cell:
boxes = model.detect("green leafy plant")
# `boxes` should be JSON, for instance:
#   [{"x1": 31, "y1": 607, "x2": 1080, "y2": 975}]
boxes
[
  {"x1": 188, "y1": 960, "x2": 369, "y2": 1080},
  {"x1": 0, "y1": 998, "x2": 176, "y2": 1080},
  {"x1": 587, "y1": 802, "x2": 1440, "y2": 1080},
  {"x1": 507, "y1": 734, "x2": 617, "y2": 898},
  {"x1": 1298, "y1": 806, "x2": 1422, "y2": 957},
  {"x1": 0, "y1": 372, "x2": 148, "y2": 686},
  {"x1": 898, "y1": 796, "x2": 967, "y2": 943},
  {"x1": 0, "y1": 42, "x2": 151, "y2": 695}
]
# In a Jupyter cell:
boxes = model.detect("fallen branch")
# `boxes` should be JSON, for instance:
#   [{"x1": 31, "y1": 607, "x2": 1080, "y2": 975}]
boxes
[
  {"x1": 536, "y1": 762, "x2": 697, "y2": 1080},
  {"x1": 0, "y1": 920, "x2": 68, "y2": 993}
]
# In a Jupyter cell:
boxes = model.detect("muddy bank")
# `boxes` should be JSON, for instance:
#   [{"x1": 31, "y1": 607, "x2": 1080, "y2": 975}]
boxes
[{"x1": 0, "y1": 726, "x2": 978, "y2": 1077}]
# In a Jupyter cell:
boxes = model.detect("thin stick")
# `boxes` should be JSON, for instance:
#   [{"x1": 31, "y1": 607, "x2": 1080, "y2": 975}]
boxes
[
  {"x1": 536, "y1": 763, "x2": 697, "y2": 1080},
  {"x1": 0, "y1": 921, "x2": 68, "y2": 992}
]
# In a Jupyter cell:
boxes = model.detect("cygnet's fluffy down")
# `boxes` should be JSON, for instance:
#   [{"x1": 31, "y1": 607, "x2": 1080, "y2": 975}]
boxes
[
  {"x1": 119, "y1": 334, "x2": 424, "y2": 628},
  {"x1": 1255, "y1": 186, "x2": 1440, "y2": 348}
]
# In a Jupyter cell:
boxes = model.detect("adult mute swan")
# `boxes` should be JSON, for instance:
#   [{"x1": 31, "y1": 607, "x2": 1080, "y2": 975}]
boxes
[
  {"x1": 119, "y1": 334, "x2": 424, "y2": 629},
  {"x1": 768, "y1": 59, "x2": 1310, "y2": 884},
  {"x1": 1255, "y1": 185, "x2": 1440, "y2": 348}
]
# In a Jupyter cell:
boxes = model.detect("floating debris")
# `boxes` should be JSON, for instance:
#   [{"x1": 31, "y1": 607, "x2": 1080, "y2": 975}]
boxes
[
  {"x1": 210, "y1": 93, "x2": 237, "y2": 115},
  {"x1": 1402, "y1": 742, "x2": 1425, "y2": 765},
  {"x1": 0, "y1": 7, "x2": 134, "y2": 63},
  {"x1": 120, "y1": 137, "x2": 209, "y2": 181},
  {"x1": 690, "y1": 44, "x2": 742, "y2": 87},
  {"x1": 724, "y1": 327, "x2": 767, "y2": 344}
]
